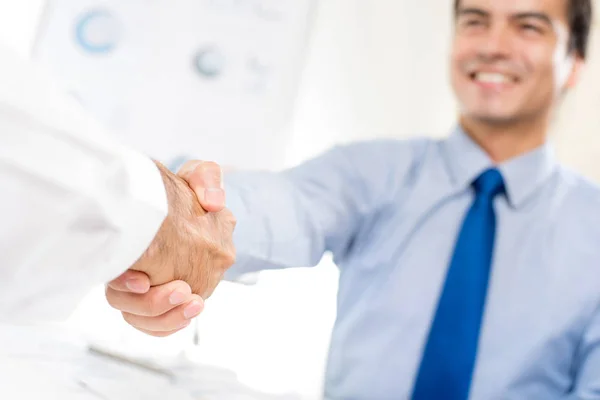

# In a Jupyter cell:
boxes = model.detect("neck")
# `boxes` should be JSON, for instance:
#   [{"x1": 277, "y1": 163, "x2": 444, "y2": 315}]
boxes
[{"x1": 459, "y1": 115, "x2": 549, "y2": 163}]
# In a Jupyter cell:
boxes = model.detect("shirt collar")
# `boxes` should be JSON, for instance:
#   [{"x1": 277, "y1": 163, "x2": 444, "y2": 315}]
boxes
[{"x1": 441, "y1": 125, "x2": 558, "y2": 209}]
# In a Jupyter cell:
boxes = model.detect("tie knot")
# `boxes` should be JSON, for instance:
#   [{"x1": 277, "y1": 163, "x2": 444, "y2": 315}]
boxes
[{"x1": 473, "y1": 168, "x2": 505, "y2": 198}]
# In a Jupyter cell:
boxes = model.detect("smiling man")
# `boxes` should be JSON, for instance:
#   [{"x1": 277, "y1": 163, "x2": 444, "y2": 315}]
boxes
[{"x1": 108, "y1": 0, "x2": 600, "y2": 399}]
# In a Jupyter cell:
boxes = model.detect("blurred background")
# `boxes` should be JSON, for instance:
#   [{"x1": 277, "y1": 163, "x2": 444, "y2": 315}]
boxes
[{"x1": 1, "y1": 0, "x2": 599, "y2": 399}]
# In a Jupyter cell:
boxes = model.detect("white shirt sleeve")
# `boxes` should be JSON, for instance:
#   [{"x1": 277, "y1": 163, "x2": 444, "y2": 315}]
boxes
[{"x1": 0, "y1": 43, "x2": 167, "y2": 322}]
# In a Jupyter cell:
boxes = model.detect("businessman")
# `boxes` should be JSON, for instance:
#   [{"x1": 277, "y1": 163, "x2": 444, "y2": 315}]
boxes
[{"x1": 110, "y1": 0, "x2": 600, "y2": 399}]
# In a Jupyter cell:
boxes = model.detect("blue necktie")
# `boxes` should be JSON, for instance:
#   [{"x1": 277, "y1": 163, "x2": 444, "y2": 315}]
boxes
[{"x1": 411, "y1": 168, "x2": 505, "y2": 400}]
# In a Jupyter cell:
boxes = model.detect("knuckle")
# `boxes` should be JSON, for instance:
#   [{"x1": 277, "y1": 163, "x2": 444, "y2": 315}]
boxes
[
  {"x1": 106, "y1": 277, "x2": 121, "y2": 290},
  {"x1": 203, "y1": 162, "x2": 223, "y2": 186},
  {"x1": 223, "y1": 250, "x2": 236, "y2": 266},
  {"x1": 134, "y1": 326, "x2": 161, "y2": 337},
  {"x1": 165, "y1": 314, "x2": 186, "y2": 331},
  {"x1": 121, "y1": 312, "x2": 136, "y2": 326},
  {"x1": 105, "y1": 289, "x2": 119, "y2": 310},
  {"x1": 211, "y1": 273, "x2": 223, "y2": 289},
  {"x1": 202, "y1": 161, "x2": 221, "y2": 172},
  {"x1": 206, "y1": 240, "x2": 221, "y2": 256},
  {"x1": 179, "y1": 160, "x2": 202, "y2": 176},
  {"x1": 214, "y1": 246, "x2": 228, "y2": 260},
  {"x1": 221, "y1": 209, "x2": 237, "y2": 228},
  {"x1": 210, "y1": 237, "x2": 235, "y2": 262},
  {"x1": 146, "y1": 292, "x2": 164, "y2": 317},
  {"x1": 195, "y1": 161, "x2": 221, "y2": 180}
]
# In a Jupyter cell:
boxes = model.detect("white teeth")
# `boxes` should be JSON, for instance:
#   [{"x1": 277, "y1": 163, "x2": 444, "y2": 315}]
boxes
[{"x1": 474, "y1": 72, "x2": 511, "y2": 84}]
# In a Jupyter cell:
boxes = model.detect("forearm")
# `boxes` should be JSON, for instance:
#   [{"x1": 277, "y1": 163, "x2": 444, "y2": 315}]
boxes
[
  {"x1": 0, "y1": 137, "x2": 167, "y2": 322},
  {"x1": 221, "y1": 140, "x2": 410, "y2": 278},
  {"x1": 0, "y1": 43, "x2": 167, "y2": 321},
  {"x1": 225, "y1": 170, "x2": 328, "y2": 277}
]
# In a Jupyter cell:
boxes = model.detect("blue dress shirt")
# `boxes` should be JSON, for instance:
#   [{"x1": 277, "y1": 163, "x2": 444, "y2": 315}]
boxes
[{"x1": 225, "y1": 127, "x2": 600, "y2": 400}]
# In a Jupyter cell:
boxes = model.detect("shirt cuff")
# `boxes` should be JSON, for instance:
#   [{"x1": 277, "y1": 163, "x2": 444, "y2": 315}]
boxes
[
  {"x1": 104, "y1": 145, "x2": 168, "y2": 281},
  {"x1": 223, "y1": 172, "x2": 269, "y2": 283}
]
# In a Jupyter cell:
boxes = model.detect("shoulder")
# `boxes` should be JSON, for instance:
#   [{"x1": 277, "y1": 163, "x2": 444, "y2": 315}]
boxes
[
  {"x1": 548, "y1": 168, "x2": 600, "y2": 314},
  {"x1": 332, "y1": 136, "x2": 434, "y2": 176},
  {"x1": 326, "y1": 136, "x2": 438, "y2": 208},
  {"x1": 555, "y1": 167, "x2": 600, "y2": 215},
  {"x1": 552, "y1": 167, "x2": 600, "y2": 249},
  {"x1": 334, "y1": 136, "x2": 432, "y2": 157}
]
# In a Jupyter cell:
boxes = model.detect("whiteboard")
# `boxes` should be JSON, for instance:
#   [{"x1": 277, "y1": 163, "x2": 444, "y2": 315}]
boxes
[{"x1": 33, "y1": 0, "x2": 316, "y2": 170}]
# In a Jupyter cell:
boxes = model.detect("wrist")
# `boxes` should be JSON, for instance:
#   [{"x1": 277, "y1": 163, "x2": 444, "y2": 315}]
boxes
[{"x1": 154, "y1": 160, "x2": 181, "y2": 213}]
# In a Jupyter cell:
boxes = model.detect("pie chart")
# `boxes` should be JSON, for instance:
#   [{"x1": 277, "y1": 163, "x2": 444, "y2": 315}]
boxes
[{"x1": 75, "y1": 9, "x2": 122, "y2": 54}]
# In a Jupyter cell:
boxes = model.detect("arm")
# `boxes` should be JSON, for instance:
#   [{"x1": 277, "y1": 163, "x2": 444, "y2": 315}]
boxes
[
  {"x1": 568, "y1": 306, "x2": 600, "y2": 398},
  {"x1": 0, "y1": 43, "x2": 236, "y2": 323},
  {"x1": 106, "y1": 139, "x2": 425, "y2": 335},
  {"x1": 0, "y1": 43, "x2": 167, "y2": 321},
  {"x1": 224, "y1": 148, "x2": 364, "y2": 273},
  {"x1": 222, "y1": 140, "x2": 419, "y2": 276}
]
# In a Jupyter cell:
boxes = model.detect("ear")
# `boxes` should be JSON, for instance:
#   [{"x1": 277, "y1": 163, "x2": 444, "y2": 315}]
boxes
[{"x1": 564, "y1": 55, "x2": 584, "y2": 89}]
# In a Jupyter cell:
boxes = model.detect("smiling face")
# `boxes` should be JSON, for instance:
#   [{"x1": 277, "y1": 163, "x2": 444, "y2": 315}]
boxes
[{"x1": 451, "y1": 0, "x2": 583, "y2": 127}]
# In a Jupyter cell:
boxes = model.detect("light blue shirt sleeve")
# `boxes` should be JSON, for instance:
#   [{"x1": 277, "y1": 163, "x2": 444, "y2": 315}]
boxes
[
  {"x1": 224, "y1": 139, "x2": 423, "y2": 276},
  {"x1": 570, "y1": 306, "x2": 600, "y2": 398}
]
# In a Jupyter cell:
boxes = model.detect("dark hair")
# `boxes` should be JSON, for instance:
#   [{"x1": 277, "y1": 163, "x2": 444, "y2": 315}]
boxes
[{"x1": 453, "y1": 0, "x2": 593, "y2": 59}]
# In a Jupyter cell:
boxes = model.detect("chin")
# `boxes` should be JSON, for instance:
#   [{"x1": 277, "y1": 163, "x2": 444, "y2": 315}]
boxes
[{"x1": 464, "y1": 110, "x2": 522, "y2": 126}]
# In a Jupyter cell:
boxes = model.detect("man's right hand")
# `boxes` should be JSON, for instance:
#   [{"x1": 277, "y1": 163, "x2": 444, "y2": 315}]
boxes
[{"x1": 105, "y1": 160, "x2": 236, "y2": 336}]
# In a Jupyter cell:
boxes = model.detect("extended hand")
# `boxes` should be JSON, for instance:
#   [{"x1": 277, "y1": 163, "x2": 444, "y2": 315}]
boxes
[
  {"x1": 132, "y1": 161, "x2": 235, "y2": 298},
  {"x1": 106, "y1": 160, "x2": 234, "y2": 336}
]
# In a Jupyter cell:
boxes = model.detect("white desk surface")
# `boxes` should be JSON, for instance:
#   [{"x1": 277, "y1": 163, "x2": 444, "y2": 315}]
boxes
[{"x1": 0, "y1": 324, "x2": 303, "y2": 400}]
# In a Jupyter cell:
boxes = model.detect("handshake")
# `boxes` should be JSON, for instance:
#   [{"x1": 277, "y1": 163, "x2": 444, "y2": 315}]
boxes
[{"x1": 105, "y1": 160, "x2": 235, "y2": 337}]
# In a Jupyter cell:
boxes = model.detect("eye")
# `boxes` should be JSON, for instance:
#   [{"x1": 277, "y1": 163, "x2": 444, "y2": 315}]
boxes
[
  {"x1": 460, "y1": 18, "x2": 487, "y2": 31},
  {"x1": 464, "y1": 19, "x2": 483, "y2": 27},
  {"x1": 520, "y1": 23, "x2": 543, "y2": 33}
]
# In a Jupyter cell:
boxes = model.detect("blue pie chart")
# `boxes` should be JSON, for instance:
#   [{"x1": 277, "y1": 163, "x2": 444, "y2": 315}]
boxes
[{"x1": 75, "y1": 10, "x2": 121, "y2": 54}]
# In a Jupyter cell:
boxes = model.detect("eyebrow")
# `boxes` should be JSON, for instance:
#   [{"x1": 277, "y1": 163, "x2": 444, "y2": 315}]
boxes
[
  {"x1": 512, "y1": 12, "x2": 553, "y2": 27},
  {"x1": 457, "y1": 7, "x2": 489, "y2": 18},
  {"x1": 457, "y1": 8, "x2": 554, "y2": 27}
]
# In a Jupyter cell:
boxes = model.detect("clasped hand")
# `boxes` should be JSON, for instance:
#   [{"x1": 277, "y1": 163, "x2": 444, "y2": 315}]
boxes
[{"x1": 105, "y1": 160, "x2": 233, "y2": 337}]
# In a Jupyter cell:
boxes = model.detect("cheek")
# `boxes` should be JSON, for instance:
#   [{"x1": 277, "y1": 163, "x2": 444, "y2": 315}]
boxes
[
  {"x1": 526, "y1": 62, "x2": 558, "y2": 102},
  {"x1": 522, "y1": 47, "x2": 557, "y2": 85},
  {"x1": 450, "y1": 42, "x2": 468, "y2": 70},
  {"x1": 450, "y1": 50, "x2": 468, "y2": 84},
  {"x1": 449, "y1": 62, "x2": 461, "y2": 88},
  {"x1": 450, "y1": 39, "x2": 479, "y2": 85}
]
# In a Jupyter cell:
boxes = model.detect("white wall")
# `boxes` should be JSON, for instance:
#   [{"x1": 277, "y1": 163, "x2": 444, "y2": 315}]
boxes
[
  {"x1": 553, "y1": 27, "x2": 600, "y2": 179},
  {"x1": 287, "y1": 0, "x2": 600, "y2": 183},
  {"x1": 286, "y1": 0, "x2": 456, "y2": 166}
]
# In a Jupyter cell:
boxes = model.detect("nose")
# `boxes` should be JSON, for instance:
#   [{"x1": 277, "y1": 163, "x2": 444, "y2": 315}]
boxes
[{"x1": 478, "y1": 23, "x2": 513, "y2": 61}]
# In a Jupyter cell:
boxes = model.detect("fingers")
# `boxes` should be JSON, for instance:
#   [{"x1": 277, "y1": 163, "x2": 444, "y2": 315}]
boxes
[
  {"x1": 106, "y1": 278, "x2": 205, "y2": 337},
  {"x1": 132, "y1": 326, "x2": 190, "y2": 338},
  {"x1": 108, "y1": 270, "x2": 151, "y2": 294},
  {"x1": 122, "y1": 296, "x2": 204, "y2": 333},
  {"x1": 178, "y1": 160, "x2": 225, "y2": 212},
  {"x1": 106, "y1": 280, "x2": 193, "y2": 317}
]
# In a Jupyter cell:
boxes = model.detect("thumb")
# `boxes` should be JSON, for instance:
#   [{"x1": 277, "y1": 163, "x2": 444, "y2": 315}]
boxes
[
  {"x1": 108, "y1": 270, "x2": 151, "y2": 294},
  {"x1": 178, "y1": 160, "x2": 225, "y2": 212}
]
